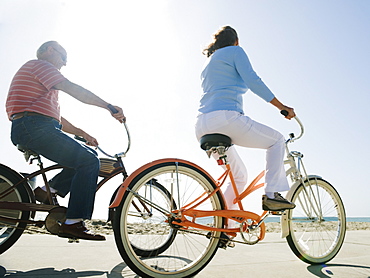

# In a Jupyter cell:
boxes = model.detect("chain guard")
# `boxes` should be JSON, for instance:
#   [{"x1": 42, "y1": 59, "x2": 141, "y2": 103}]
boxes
[{"x1": 45, "y1": 206, "x2": 67, "y2": 235}]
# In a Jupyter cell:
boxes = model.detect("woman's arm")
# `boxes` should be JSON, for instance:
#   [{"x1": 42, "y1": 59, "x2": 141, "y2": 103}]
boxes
[{"x1": 270, "y1": 97, "x2": 296, "y2": 119}]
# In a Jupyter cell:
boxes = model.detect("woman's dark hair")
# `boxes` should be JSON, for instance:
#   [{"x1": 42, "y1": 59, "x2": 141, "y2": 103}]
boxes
[{"x1": 203, "y1": 26, "x2": 238, "y2": 57}]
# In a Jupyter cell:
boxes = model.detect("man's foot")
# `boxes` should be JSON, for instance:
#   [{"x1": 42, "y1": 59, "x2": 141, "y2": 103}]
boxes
[
  {"x1": 262, "y1": 193, "x2": 295, "y2": 211},
  {"x1": 34, "y1": 187, "x2": 59, "y2": 205},
  {"x1": 58, "y1": 221, "x2": 106, "y2": 241}
]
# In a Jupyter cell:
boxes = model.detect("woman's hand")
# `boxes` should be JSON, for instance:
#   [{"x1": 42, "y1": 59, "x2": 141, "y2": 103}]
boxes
[
  {"x1": 270, "y1": 97, "x2": 296, "y2": 120},
  {"x1": 281, "y1": 106, "x2": 296, "y2": 120}
]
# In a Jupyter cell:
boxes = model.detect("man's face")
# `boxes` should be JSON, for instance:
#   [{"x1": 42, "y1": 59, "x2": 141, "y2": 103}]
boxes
[{"x1": 49, "y1": 44, "x2": 67, "y2": 70}]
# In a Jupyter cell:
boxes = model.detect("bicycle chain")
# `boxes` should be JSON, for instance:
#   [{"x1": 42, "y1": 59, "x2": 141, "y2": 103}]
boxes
[{"x1": 176, "y1": 228, "x2": 258, "y2": 246}]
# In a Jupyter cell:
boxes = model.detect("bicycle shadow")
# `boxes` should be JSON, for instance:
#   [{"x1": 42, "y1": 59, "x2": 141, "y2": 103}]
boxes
[
  {"x1": 106, "y1": 262, "x2": 370, "y2": 278},
  {"x1": 106, "y1": 256, "x2": 193, "y2": 277},
  {"x1": 0, "y1": 265, "x2": 106, "y2": 278},
  {"x1": 107, "y1": 262, "x2": 138, "y2": 277},
  {"x1": 307, "y1": 263, "x2": 370, "y2": 277},
  {"x1": 0, "y1": 263, "x2": 140, "y2": 278}
]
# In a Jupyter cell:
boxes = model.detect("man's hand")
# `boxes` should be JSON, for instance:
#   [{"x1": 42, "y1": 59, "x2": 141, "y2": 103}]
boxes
[
  {"x1": 107, "y1": 105, "x2": 126, "y2": 123},
  {"x1": 83, "y1": 134, "x2": 99, "y2": 147},
  {"x1": 61, "y1": 117, "x2": 99, "y2": 146}
]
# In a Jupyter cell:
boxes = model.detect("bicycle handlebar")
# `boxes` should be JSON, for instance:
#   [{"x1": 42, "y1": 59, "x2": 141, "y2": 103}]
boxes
[
  {"x1": 280, "y1": 110, "x2": 304, "y2": 143},
  {"x1": 74, "y1": 122, "x2": 130, "y2": 158},
  {"x1": 74, "y1": 105, "x2": 131, "y2": 159}
]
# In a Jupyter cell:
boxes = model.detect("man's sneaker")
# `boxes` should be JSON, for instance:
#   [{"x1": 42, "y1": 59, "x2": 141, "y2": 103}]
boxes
[
  {"x1": 262, "y1": 193, "x2": 295, "y2": 211},
  {"x1": 58, "y1": 221, "x2": 106, "y2": 241}
]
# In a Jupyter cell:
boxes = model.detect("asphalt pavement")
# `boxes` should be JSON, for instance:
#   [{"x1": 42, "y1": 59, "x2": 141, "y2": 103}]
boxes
[{"x1": 0, "y1": 231, "x2": 369, "y2": 278}]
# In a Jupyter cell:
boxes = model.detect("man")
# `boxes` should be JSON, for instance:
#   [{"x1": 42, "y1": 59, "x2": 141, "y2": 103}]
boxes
[{"x1": 6, "y1": 41, "x2": 125, "y2": 240}]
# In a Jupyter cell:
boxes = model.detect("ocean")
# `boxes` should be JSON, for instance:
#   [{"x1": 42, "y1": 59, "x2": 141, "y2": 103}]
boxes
[
  {"x1": 346, "y1": 217, "x2": 370, "y2": 222},
  {"x1": 264, "y1": 216, "x2": 370, "y2": 223}
]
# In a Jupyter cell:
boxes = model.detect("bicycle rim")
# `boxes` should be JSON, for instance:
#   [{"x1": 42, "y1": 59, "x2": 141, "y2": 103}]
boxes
[
  {"x1": 0, "y1": 167, "x2": 30, "y2": 254},
  {"x1": 286, "y1": 177, "x2": 346, "y2": 264},
  {"x1": 113, "y1": 161, "x2": 224, "y2": 278}
]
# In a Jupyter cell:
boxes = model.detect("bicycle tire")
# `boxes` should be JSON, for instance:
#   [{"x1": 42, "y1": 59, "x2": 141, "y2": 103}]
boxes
[
  {"x1": 130, "y1": 178, "x2": 178, "y2": 257},
  {"x1": 0, "y1": 165, "x2": 31, "y2": 254},
  {"x1": 286, "y1": 177, "x2": 346, "y2": 264},
  {"x1": 113, "y1": 160, "x2": 224, "y2": 278}
]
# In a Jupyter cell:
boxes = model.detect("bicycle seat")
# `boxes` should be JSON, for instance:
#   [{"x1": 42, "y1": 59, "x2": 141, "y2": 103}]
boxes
[
  {"x1": 17, "y1": 144, "x2": 39, "y2": 161},
  {"x1": 200, "y1": 134, "x2": 232, "y2": 151}
]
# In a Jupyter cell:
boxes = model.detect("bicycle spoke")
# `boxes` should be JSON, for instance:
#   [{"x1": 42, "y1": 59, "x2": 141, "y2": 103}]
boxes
[
  {"x1": 287, "y1": 178, "x2": 346, "y2": 264},
  {"x1": 113, "y1": 162, "x2": 223, "y2": 277}
]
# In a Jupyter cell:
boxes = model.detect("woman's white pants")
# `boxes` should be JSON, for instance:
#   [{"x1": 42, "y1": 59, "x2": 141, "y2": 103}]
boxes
[{"x1": 195, "y1": 110, "x2": 289, "y2": 210}]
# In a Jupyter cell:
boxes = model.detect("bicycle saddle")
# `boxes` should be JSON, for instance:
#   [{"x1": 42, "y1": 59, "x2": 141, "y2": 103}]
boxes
[
  {"x1": 200, "y1": 134, "x2": 232, "y2": 151},
  {"x1": 17, "y1": 144, "x2": 39, "y2": 162}
]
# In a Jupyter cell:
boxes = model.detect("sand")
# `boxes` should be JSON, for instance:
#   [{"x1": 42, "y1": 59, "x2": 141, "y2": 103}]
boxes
[{"x1": 23, "y1": 219, "x2": 370, "y2": 235}]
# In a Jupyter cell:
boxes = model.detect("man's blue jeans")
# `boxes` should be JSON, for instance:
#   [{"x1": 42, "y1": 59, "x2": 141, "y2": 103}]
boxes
[{"x1": 11, "y1": 114, "x2": 100, "y2": 219}]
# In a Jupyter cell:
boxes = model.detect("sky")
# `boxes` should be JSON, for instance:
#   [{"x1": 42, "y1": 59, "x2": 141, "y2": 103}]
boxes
[{"x1": 0, "y1": 0, "x2": 369, "y2": 218}]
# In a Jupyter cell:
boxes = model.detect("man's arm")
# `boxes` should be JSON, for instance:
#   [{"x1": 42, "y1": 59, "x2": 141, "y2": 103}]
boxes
[
  {"x1": 60, "y1": 117, "x2": 98, "y2": 146},
  {"x1": 53, "y1": 80, "x2": 125, "y2": 122}
]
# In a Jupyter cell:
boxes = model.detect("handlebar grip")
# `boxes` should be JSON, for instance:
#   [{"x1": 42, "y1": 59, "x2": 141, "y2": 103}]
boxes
[
  {"x1": 107, "y1": 104, "x2": 118, "y2": 114},
  {"x1": 74, "y1": 135, "x2": 87, "y2": 143},
  {"x1": 280, "y1": 110, "x2": 289, "y2": 117}
]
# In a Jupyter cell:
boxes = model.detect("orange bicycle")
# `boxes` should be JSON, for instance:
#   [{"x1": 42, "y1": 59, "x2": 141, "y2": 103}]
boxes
[{"x1": 110, "y1": 111, "x2": 346, "y2": 278}]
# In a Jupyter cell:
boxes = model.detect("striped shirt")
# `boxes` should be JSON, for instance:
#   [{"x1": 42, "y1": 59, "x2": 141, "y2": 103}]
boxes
[{"x1": 6, "y1": 59, "x2": 67, "y2": 121}]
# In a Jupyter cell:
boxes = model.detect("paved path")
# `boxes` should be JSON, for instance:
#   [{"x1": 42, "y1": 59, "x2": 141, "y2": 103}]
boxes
[{"x1": 0, "y1": 231, "x2": 369, "y2": 277}]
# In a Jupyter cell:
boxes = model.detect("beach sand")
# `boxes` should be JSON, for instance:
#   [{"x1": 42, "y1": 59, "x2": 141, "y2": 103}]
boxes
[{"x1": 23, "y1": 219, "x2": 370, "y2": 235}]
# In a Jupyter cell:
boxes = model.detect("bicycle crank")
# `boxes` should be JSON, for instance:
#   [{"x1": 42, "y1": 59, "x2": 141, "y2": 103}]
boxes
[
  {"x1": 45, "y1": 206, "x2": 67, "y2": 234},
  {"x1": 239, "y1": 220, "x2": 263, "y2": 245}
]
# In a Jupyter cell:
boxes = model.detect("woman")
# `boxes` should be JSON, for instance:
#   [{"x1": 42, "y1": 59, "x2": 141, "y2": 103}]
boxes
[{"x1": 195, "y1": 26, "x2": 296, "y2": 216}]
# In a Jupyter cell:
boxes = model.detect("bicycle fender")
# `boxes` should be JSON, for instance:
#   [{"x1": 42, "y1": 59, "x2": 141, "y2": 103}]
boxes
[
  {"x1": 108, "y1": 158, "x2": 218, "y2": 209},
  {"x1": 280, "y1": 175, "x2": 322, "y2": 238},
  {"x1": 0, "y1": 164, "x2": 35, "y2": 201}
]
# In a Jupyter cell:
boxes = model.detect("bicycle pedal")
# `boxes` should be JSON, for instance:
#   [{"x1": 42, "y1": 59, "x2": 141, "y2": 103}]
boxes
[
  {"x1": 218, "y1": 232, "x2": 235, "y2": 249},
  {"x1": 68, "y1": 238, "x2": 80, "y2": 243},
  {"x1": 218, "y1": 240, "x2": 235, "y2": 249}
]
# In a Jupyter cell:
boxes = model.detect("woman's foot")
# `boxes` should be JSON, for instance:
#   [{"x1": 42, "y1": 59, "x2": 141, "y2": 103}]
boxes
[{"x1": 262, "y1": 193, "x2": 295, "y2": 211}]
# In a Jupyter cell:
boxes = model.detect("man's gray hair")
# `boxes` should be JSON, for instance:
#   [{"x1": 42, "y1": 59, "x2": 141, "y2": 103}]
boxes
[{"x1": 36, "y1": 41, "x2": 58, "y2": 58}]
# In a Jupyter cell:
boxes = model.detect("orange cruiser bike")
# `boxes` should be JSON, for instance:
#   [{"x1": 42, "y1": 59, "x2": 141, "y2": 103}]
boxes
[{"x1": 110, "y1": 111, "x2": 346, "y2": 278}]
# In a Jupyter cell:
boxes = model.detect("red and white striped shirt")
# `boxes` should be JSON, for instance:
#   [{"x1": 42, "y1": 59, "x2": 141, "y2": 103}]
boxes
[{"x1": 6, "y1": 59, "x2": 67, "y2": 121}]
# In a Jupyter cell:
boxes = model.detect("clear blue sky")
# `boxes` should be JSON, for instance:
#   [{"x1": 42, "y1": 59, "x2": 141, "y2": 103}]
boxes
[{"x1": 1, "y1": 0, "x2": 369, "y2": 218}]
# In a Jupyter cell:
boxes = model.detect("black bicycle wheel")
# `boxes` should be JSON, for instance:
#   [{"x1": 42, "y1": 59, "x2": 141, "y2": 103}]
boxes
[
  {"x1": 130, "y1": 178, "x2": 178, "y2": 257},
  {"x1": 113, "y1": 161, "x2": 224, "y2": 278},
  {"x1": 0, "y1": 165, "x2": 31, "y2": 254}
]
